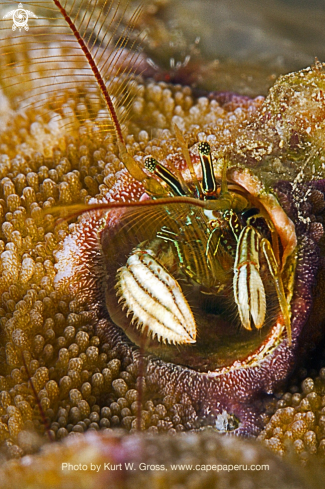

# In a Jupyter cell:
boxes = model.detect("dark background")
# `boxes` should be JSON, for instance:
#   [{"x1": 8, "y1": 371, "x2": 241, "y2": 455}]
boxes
[{"x1": 146, "y1": 0, "x2": 325, "y2": 95}]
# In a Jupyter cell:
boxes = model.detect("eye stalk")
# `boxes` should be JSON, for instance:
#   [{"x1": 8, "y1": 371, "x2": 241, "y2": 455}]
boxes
[
  {"x1": 144, "y1": 142, "x2": 219, "y2": 200},
  {"x1": 144, "y1": 156, "x2": 187, "y2": 197},
  {"x1": 198, "y1": 142, "x2": 217, "y2": 198}
]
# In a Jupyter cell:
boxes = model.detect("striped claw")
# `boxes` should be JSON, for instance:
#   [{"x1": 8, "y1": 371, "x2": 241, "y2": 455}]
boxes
[
  {"x1": 233, "y1": 226, "x2": 266, "y2": 331},
  {"x1": 233, "y1": 225, "x2": 291, "y2": 341},
  {"x1": 116, "y1": 250, "x2": 197, "y2": 345}
]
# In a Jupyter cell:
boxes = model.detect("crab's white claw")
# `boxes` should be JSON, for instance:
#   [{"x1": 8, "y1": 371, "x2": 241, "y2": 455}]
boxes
[
  {"x1": 116, "y1": 250, "x2": 197, "y2": 344},
  {"x1": 234, "y1": 263, "x2": 266, "y2": 330},
  {"x1": 233, "y1": 226, "x2": 266, "y2": 331}
]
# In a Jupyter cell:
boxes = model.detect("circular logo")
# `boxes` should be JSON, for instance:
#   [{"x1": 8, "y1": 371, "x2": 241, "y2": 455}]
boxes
[{"x1": 12, "y1": 8, "x2": 29, "y2": 31}]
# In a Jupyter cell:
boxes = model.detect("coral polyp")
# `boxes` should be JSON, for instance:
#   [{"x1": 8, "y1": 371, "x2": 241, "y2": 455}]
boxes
[{"x1": 259, "y1": 371, "x2": 325, "y2": 460}]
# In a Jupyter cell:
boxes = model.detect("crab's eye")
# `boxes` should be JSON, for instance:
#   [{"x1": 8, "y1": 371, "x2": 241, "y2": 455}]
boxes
[
  {"x1": 144, "y1": 157, "x2": 187, "y2": 197},
  {"x1": 198, "y1": 142, "x2": 217, "y2": 197}
]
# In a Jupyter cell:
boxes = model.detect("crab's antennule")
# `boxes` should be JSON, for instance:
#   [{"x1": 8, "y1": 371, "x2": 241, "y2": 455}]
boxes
[
  {"x1": 118, "y1": 143, "x2": 168, "y2": 196},
  {"x1": 174, "y1": 123, "x2": 201, "y2": 196},
  {"x1": 220, "y1": 157, "x2": 230, "y2": 197}
]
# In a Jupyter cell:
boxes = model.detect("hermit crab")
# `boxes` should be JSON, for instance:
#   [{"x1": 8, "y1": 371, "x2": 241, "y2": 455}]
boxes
[
  {"x1": 70, "y1": 129, "x2": 297, "y2": 372},
  {"x1": 113, "y1": 140, "x2": 294, "y2": 347}
]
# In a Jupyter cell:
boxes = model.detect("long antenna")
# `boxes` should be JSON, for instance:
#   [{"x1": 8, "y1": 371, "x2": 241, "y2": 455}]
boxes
[
  {"x1": 1, "y1": 0, "x2": 144, "y2": 140},
  {"x1": 53, "y1": 0, "x2": 125, "y2": 145}
]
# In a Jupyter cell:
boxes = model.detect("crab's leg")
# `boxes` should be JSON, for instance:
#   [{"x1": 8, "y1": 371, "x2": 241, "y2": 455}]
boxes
[
  {"x1": 116, "y1": 248, "x2": 197, "y2": 345},
  {"x1": 233, "y1": 226, "x2": 266, "y2": 331},
  {"x1": 261, "y1": 239, "x2": 292, "y2": 344}
]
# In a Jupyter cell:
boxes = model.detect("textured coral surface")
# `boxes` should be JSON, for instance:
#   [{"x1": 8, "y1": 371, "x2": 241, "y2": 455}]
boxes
[
  {"x1": 259, "y1": 372, "x2": 325, "y2": 460},
  {"x1": 0, "y1": 64, "x2": 265, "y2": 454},
  {"x1": 0, "y1": 62, "x2": 324, "y2": 486}
]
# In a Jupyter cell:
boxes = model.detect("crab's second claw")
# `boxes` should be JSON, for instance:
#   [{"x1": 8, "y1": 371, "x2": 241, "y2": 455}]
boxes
[
  {"x1": 233, "y1": 262, "x2": 266, "y2": 331},
  {"x1": 233, "y1": 226, "x2": 266, "y2": 331},
  {"x1": 116, "y1": 250, "x2": 197, "y2": 345}
]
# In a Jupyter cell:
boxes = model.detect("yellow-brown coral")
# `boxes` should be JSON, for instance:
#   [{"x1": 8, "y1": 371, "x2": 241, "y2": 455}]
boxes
[
  {"x1": 0, "y1": 46, "x2": 266, "y2": 459},
  {"x1": 0, "y1": 8, "x2": 325, "y2": 489},
  {"x1": 259, "y1": 370, "x2": 325, "y2": 463}
]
